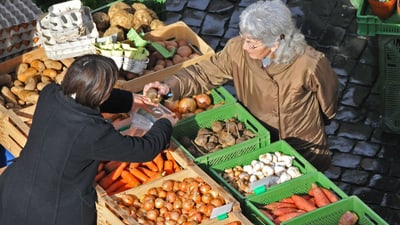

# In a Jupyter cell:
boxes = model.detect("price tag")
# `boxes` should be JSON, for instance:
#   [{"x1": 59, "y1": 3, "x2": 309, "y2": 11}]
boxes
[
  {"x1": 249, "y1": 177, "x2": 272, "y2": 194},
  {"x1": 210, "y1": 202, "x2": 233, "y2": 219}
]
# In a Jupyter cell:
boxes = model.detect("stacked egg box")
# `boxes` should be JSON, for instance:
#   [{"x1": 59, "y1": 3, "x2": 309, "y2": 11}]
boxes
[
  {"x1": 36, "y1": 0, "x2": 99, "y2": 60},
  {"x1": 0, "y1": 0, "x2": 42, "y2": 62}
]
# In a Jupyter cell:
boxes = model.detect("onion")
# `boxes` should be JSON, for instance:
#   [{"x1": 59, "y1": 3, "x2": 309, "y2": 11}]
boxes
[
  {"x1": 164, "y1": 99, "x2": 180, "y2": 113},
  {"x1": 182, "y1": 199, "x2": 195, "y2": 211},
  {"x1": 162, "y1": 180, "x2": 174, "y2": 192},
  {"x1": 121, "y1": 194, "x2": 138, "y2": 207},
  {"x1": 142, "y1": 199, "x2": 155, "y2": 211},
  {"x1": 194, "y1": 94, "x2": 212, "y2": 109},
  {"x1": 199, "y1": 183, "x2": 211, "y2": 195},
  {"x1": 178, "y1": 97, "x2": 197, "y2": 114},
  {"x1": 154, "y1": 198, "x2": 165, "y2": 209},
  {"x1": 146, "y1": 209, "x2": 159, "y2": 221},
  {"x1": 166, "y1": 191, "x2": 177, "y2": 203}
]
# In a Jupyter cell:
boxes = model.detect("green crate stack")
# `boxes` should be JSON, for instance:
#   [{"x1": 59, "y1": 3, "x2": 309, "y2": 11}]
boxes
[
  {"x1": 172, "y1": 102, "x2": 270, "y2": 168},
  {"x1": 378, "y1": 35, "x2": 400, "y2": 134},
  {"x1": 206, "y1": 140, "x2": 317, "y2": 206},
  {"x1": 244, "y1": 172, "x2": 349, "y2": 225},
  {"x1": 356, "y1": 0, "x2": 400, "y2": 36},
  {"x1": 285, "y1": 195, "x2": 389, "y2": 225}
]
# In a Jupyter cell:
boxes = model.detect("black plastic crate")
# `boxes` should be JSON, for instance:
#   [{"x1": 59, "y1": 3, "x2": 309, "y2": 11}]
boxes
[{"x1": 379, "y1": 35, "x2": 400, "y2": 134}]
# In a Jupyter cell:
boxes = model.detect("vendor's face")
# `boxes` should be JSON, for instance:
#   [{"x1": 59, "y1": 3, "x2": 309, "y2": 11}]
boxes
[{"x1": 240, "y1": 33, "x2": 271, "y2": 60}]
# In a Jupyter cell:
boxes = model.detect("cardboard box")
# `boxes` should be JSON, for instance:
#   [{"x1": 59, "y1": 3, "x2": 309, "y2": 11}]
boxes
[
  {"x1": 115, "y1": 21, "x2": 215, "y2": 93},
  {"x1": 98, "y1": 164, "x2": 243, "y2": 225}
]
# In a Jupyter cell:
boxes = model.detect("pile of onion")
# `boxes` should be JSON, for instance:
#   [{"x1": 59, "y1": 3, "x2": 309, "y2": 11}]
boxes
[
  {"x1": 115, "y1": 177, "x2": 226, "y2": 225},
  {"x1": 164, "y1": 93, "x2": 214, "y2": 119}
]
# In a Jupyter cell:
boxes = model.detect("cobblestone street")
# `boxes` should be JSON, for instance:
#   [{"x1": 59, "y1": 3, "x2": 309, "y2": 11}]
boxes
[{"x1": 163, "y1": 0, "x2": 400, "y2": 224}]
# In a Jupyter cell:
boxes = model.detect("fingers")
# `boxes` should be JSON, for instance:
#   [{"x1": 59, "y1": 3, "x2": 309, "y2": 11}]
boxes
[{"x1": 143, "y1": 81, "x2": 170, "y2": 97}]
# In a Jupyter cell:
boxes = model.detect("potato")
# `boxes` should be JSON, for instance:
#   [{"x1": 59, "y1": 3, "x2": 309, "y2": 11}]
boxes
[
  {"x1": 92, "y1": 11, "x2": 110, "y2": 31},
  {"x1": 44, "y1": 59, "x2": 63, "y2": 70},
  {"x1": 177, "y1": 45, "x2": 192, "y2": 58},
  {"x1": 108, "y1": 2, "x2": 134, "y2": 18},
  {"x1": 103, "y1": 26, "x2": 125, "y2": 41},
  {"x1": 17, "y1": 67, "x2": 38, "y2": 82},
  {"x1": 30, "y1": 59, "x2": 46, "y2": 72},
  {"x1": 110, "y1": 11, "x2": 135, "y2": 30},
  {"x1": 42, "y1": 68, "x2": 58, "y2": 78}
]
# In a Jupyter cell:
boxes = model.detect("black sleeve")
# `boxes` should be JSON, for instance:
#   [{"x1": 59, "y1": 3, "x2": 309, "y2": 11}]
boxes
[{"x1": 100, "y1": 89, "x2": 133, "y2": 113}]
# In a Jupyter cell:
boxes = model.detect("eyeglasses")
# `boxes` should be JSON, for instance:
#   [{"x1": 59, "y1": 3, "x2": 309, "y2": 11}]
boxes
[{"x1": 239, "y1": 32, "x2": 264, "y2": 49}]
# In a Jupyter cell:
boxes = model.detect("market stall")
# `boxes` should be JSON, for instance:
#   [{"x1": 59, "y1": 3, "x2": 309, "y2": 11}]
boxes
[{"x1": 0, "y1": 0, "x2": 391, "y2": 224}]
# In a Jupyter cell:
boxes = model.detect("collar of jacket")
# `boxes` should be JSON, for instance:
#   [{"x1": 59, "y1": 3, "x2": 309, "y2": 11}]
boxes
[{"x1": 54, "y1": 84, "x2": 102, "y2": 117}]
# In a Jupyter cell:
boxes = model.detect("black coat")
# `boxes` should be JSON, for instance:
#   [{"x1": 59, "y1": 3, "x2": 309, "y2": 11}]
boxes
[{"x1": 0, "y1": 83, "x2": 172, "y2": 225}]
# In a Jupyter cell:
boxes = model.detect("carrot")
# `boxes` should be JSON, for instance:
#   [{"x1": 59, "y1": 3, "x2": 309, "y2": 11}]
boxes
[
  {"x1": 165, "y1": 150, "x2": 180, "y2": 170},
  {"x1": 129, "y1": 167, "x2": 149, "y2": 183},
  {"x1": 276, "y1": 211, "x2": 305, "y2": 222},
  {"x1": 98, "y1": 162, "x2": 105, "y2": 172},
  {"x1": 321, "y1": 187, "x2": 339, "y2": 203},
  {"x1": 113, "y1": 184, "x2": 132, "y2": 194},
  {"x1": 311, "y1": 184, "x2": 330, "y2": 208},
  {"x1": 280, "y1": 197, "x2": 295, "y2": 204},
  {"x1": 111, "y1": 162, "x2": 128, "y2": 180},
  {"x1": 272, "y1": 207, "x2": 302, "y2": 216},
  {"x1": 95, "y1": 170, "x2": 106, "y2": 183},
  {"x1": 105, "y1": 179, "x2": 126, "y2": 194},
  {"x1": 163, "y1": 160, "x2": 174, "y2": 175},
  {"x1": 265, "y1": 202, "x2": 297, "y2": 210},
  {"x1": 98, "y1": 172, "x2": 116, "y2": 189},
  {"x1": 143, "y1": 172, "x2": 163, "y2": 184},
  {"x1": 258, "y1": 208, "x2": 275, "y2": 221},
  {"x1": 120, "y1": 170, "x2": 141, "y2": 187},
  {"x1": 153, "y1": 153, "x2": 164, "y2": 172},
  {"x1": 141, "y1": 161, "x2": 159, "y2": 172},
  {"x1": 104, "y1": 161, "x2": 122, "y2": 172},
  {"x1": 291, "y1": 194, "x2": 317, "y2": 212}
]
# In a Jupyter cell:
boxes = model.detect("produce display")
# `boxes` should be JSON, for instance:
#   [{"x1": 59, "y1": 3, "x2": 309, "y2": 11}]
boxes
[
  {"x1": 222, "y1": 151, "x2": 302, "y2": 195},
  {"x1": 146, "y1": 89, "x2": 226, "y2": 119},
  {"x1": 93, "y1": 2, "x2": 165, "y2": 40},
  {"x1": 189, "y1": 117, "x2": 256, "y2": 156},
  {"x1": 0, "y1": 56, "x2": 71, "y2": 110},
  {"x1": 257, "y1": 183, "x2": 339, "y2": 224},
  {"x1": 113, "y1": 177, "x2": 229, "y2": 224},
  {"x1": 96, "y1": 149, "x2": 182, "y2": 195}
]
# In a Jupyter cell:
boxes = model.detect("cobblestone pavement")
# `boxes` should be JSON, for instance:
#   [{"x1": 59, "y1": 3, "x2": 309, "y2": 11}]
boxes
[{"x1": 164, "y1": 0, "x2": 400, "y2": 224}]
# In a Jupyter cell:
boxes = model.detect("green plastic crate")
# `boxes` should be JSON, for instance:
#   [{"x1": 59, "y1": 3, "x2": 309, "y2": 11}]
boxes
[
  {"x1": 379, "y1": 35, "x2": 400, "y2": 134},
  {"x1": 177, "y1": 86, "x2": 237, "y2": 123},
  {"x1": 207, "y1": 140, "x2": 317, "y2": 205},
  {"x1": 244, "y1": 172, "x2": 349, "y2": 225},
  {"x1": 356, "y1": 0, "x2": 400, "y2": 36},
  {"x1": 172, "y1": 102, "x2": 270, "y2": 166},
  {"x1": 285, "y1": 195, "x2": 389, "y2": 225}
]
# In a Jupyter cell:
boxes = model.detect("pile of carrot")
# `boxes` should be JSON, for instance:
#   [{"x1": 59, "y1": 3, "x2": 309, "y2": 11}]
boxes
[
  {"x1": 258, "y1": 183, "x2": 339, "y2": 224},
  {"x1": 95, "y1": 149, "x2": 181, "y2": 195}
]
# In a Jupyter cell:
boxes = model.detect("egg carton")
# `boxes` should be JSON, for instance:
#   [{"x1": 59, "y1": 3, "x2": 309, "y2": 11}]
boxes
[
  {"x1": 37, "y1": 1, "x2": 94, "y2": 42},
  {"x1": 0, "y1": 0, "x2": 41, "y2": 39},
  {"x1": 38, "y1": 22, "x2": 98, "y2": 60}
]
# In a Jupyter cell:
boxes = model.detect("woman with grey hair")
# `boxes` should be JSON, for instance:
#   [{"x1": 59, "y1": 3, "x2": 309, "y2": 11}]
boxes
[{"x1": 144, "y1": 0, "x2": 339, "y2": 171}]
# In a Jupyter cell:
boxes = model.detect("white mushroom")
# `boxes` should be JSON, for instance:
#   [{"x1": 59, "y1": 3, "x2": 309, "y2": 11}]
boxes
[
  {"x1": 287, "y1": 166, "x2": 302, "y2": 178},
  {"x1": 262, "y1": 165, "x2": 274, "y2": 177}
]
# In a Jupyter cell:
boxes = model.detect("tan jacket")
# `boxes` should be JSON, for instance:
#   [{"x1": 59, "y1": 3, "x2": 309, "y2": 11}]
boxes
[{"x1": 165, "y1": 37, "x2": 338, "y2": 168}]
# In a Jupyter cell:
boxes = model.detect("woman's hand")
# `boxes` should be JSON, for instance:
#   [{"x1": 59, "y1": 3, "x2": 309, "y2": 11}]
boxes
[
  {"x1": 143, "y1": 81, "x2": 170, "y2": 98},
  {"x1": 130, "y1": 94, "x2": 154, "y2": 113},
  {"x1": 160, "y1": 111, "x2": 179, "y2": 126}
]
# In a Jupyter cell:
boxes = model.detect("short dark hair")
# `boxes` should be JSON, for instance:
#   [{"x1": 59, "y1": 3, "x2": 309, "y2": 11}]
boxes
[{"x1": 61, "y1": 54, "x2": 118, "y2": 109}]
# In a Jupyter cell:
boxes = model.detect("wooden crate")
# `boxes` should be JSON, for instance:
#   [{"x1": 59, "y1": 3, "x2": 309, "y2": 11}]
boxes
[
  {"x1": 99, "y1": 164, "x2": 241, "y2": 225},
  {"x1": 0, "y1": 47, "x2": 74, "y2": 157},
  {"x1": 95, "y1": 142, "x2": 195, "y2": 225},
  {"x1": 115, "y1": 21, "x2": 215, "y2": 93}
]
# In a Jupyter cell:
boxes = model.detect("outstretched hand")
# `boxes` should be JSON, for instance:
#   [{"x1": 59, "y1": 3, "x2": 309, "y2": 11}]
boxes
[{"x1": 143, "y1": 81, "x2": 170, "y2": 98}]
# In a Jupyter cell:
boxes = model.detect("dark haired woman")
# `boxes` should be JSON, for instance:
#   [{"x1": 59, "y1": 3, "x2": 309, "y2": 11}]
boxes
[{"x1": 0, "y1": 54, "x2": 177, "y2": 225}]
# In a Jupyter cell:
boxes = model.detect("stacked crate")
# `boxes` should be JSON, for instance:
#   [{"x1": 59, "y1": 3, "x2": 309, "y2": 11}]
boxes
[{"x1": 0, "y1": 0, "x2": 42, "y2": 62}]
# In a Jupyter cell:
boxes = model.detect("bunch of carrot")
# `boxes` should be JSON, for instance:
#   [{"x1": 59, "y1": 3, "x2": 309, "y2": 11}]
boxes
[
  {"x1": 258, "y1": 183, "x2": 339, "y2": 224},
  {"x1": 95, "y1": 149, "x2": 181, "y2": 195}
]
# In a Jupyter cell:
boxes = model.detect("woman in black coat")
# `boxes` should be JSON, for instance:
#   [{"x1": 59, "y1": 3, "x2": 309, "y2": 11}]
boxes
[{"x1": 0, "y1": 54, "x2": 177, "y2": 225}]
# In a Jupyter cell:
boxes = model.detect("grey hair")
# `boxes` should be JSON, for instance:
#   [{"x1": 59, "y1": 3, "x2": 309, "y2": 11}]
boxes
[{"x1": 239, "y1": 0, "x2": 306, "y2": 64}]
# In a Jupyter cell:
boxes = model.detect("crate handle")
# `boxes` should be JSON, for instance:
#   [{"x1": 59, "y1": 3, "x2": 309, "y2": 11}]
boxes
[{"x1": 363, "y1": 211, "x2": 382, "y2": 225}]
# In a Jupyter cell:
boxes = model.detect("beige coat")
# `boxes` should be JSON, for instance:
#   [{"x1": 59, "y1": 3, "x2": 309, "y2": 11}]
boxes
[{"x1": 165, "y1": 37, "x2": 339, "y2": 170}]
